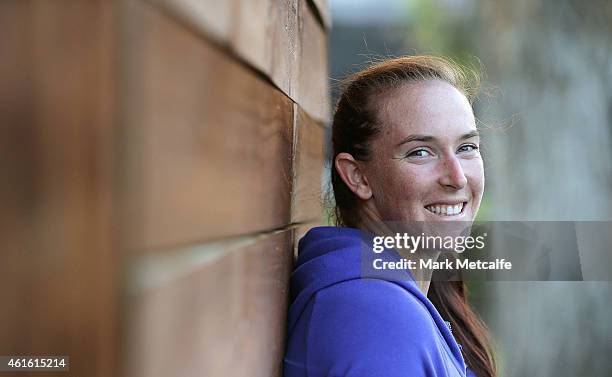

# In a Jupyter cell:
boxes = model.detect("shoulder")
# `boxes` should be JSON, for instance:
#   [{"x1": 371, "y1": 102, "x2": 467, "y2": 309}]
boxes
[
  {"x1": 305, "y1": 279, "x2": 440, "y2": 376},
  {"x1": 310, "y1": 278, "x2": 435, "y2": 340}
]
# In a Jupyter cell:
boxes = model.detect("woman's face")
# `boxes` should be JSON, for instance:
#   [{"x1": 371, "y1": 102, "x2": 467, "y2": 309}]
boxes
[{"x1": 362, "y1": 79, "x2": 484, "y2": 223}]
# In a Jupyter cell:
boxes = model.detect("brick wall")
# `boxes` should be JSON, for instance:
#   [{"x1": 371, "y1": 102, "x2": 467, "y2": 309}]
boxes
[{"x1": 0, "y1": 1, "x2": 329, "y2": 376}]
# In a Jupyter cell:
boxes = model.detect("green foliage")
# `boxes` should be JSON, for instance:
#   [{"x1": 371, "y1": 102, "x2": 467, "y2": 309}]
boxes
[{"x1": 409, "y1": 0, "x2": 479, "y2": 67}]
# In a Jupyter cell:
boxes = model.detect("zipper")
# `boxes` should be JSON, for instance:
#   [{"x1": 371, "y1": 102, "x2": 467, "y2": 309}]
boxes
[{"x1": 444, "y1": 320, "x2": 463, "y2": 351}]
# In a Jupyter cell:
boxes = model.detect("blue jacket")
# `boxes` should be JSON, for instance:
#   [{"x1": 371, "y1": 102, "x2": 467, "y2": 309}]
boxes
[{"x1": 284, "y1": 226, "x2": 474, "y2": 377}]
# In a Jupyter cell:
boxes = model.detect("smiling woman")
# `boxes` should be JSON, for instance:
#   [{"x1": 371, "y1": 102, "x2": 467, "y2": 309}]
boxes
[
  {"x1": 335, "y1": 78, "x2": 484, "y2": 224},
  {"x1": 284, "y1": 56, "x2": 497, "y2": 377}
]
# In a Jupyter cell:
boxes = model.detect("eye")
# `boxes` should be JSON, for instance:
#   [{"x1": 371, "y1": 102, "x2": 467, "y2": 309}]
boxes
[
  {"x1": 406, "y1": 148, "x2": 433, "y2": 159},
  {"x1": 457, "y1": 144, "x2": 479, "y2": 153}
]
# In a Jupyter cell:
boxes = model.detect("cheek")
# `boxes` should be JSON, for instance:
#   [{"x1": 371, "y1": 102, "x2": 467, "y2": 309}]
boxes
[
  {"x1": 382, "y1": 165, "x2": 433, "y2": 206},
  {"x1": 465, "y1": 158, "x2": 485, "y2": 198}
]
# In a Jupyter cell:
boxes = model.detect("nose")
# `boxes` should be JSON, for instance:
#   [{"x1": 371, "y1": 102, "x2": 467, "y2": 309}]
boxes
[{"x1": 438, "y1": 154, "x2": 467, "y2": 189}]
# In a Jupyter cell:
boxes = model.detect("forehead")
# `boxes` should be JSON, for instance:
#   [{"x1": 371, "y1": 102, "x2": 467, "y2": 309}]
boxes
[{"x1": 375, "y1": 79, "x2": 476, "y2": 139}]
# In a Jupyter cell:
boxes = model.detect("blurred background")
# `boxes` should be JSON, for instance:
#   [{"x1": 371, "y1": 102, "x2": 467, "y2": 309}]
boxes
[{"x1": 330, "y1": 0, "x2": 612, "y2": 375}]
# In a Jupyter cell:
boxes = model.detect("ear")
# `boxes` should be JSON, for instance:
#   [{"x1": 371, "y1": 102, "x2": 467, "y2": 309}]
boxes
[{"x1": 334, "y1": 152, "x2": 373, "y2": 200}]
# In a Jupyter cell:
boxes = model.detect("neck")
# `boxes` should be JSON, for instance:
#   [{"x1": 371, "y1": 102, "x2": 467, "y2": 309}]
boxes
[
  {"x1": 398, "y1": 249, "x2": 441, "y2": 295},
  {"x1": 356, "y1": 202, "x2": 440, "y2": 295}
]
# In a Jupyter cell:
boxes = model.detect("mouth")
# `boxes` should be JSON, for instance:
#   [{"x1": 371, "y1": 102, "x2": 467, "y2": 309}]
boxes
[{"x1": 424, "y1": 201, "x2": 467, "y2": 217}]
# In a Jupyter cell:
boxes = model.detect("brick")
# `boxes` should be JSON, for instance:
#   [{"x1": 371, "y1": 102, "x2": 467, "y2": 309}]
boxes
[
  {"x1": 310, "y1": 0, "x2": 332, "y2": 30},
  {"x1": 230, "y1": 0, "x2": 273, "y2": 75},
  {"x1": 297, "y1": 0, "x2": 330, "y2": 123},
  {"x1": 291, "y1": 105, "x2": 326, "y2": 224},
  {"x1": 0, "y1": 1, "x2": 119, "y2": 376},
  {"x1": 125, "y1": 230, "x2": 294, "y2": 377},
  {"x1": 269, "y1": 0, "x2": 300, "y2": 99},
  {"x1": 149, "y1": 0, "x2": 233, "y2": 43},
  {"x1": 121, "y1": 3, "x2": 294, "y2": 251}
]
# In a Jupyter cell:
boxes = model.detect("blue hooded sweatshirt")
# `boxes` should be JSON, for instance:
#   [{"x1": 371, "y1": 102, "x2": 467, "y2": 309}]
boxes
[{"x1": 284, "y1": 226, "x2": 475, "y2": 377}]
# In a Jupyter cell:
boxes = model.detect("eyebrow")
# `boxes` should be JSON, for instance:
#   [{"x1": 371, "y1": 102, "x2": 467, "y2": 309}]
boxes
[{"x1": 395, "y1": 130, "x2": 480, "y2": 147}]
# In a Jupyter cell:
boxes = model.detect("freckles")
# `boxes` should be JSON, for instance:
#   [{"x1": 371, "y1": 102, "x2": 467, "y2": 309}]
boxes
[
  {"x1": 464, "y1": 163, "x2": 484, "y2": 179},
  {"x1": 405, "y1": 164, "x2": 436, "y2": 183},
  {"x1": 397, "y1": 168, "x2": 429, "y2": 197},
  {"x1": 464, "y1": 162, "x2": 485, "y2": 194},
  {"x1": 462, "y1": 158, "x2": 484, "y2": 176}
]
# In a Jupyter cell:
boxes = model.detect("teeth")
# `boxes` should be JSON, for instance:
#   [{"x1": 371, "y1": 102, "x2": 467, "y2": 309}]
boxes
[{"x1": 426, "y1": 203, "x2": 464, "y2": 216}]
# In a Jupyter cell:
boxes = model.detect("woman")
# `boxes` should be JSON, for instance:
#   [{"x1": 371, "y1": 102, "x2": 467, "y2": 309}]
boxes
[{"x1": 284, "y1": 56, "x2": 496, "y2": 377}]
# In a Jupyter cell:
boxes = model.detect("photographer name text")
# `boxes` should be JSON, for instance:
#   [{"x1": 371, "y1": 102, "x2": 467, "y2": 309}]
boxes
[{"x1": 373, "y1": 258, "x2": 512, "y2": 270}]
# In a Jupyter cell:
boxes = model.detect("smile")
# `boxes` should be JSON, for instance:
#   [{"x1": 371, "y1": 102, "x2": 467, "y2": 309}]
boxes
[{"x1": 425, "y1": 202, "x2": 466, "y2": 216}]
